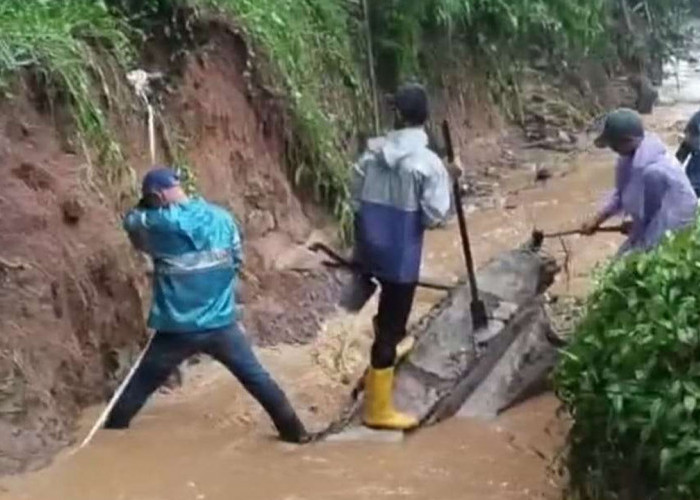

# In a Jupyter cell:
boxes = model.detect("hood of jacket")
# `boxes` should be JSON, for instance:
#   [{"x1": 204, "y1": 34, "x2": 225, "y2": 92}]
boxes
[
  {"x1": 366, "y1": 127, "x2": 429, "y2": 170},
  {"x1": 631, "y1": 133, "x2": 676, "y2": 170}
]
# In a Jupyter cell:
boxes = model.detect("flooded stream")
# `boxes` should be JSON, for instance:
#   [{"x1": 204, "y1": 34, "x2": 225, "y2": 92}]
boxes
[{"x1": 2, "y1": 53, "x2": 700, "y2": 500}]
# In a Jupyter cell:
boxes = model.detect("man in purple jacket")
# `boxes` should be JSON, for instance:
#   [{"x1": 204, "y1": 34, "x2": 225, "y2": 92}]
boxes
[{"x1": 581, "y1": 108, "x2": 698, "y2": 255}]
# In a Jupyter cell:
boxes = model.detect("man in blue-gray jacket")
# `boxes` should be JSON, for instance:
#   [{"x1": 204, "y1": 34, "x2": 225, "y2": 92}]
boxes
[
  {"x1": 104, "y1": 167, "x2": 309, "y2": 443},
  {"x1": 352, "y1": 83, "x2": 453, "y2": 430}
]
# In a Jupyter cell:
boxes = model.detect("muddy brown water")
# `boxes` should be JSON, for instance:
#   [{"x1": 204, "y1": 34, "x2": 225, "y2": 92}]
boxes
[{"x1": 1, "y1": 102, "x2": 697, "y2": 499}]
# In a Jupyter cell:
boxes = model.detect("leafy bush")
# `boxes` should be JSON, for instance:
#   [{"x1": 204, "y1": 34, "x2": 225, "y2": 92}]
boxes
[
  {"x1": 369, "y1": 0, "x2": 692, "y2": 113},
  {"x1": 555, "y1": 220, "x2": 700, "y2": 499}
]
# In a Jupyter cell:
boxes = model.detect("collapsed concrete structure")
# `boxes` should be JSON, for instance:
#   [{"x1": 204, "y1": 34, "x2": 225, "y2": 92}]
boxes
[{"x1": 324, "y1": 240, "x2": 561, "y2": 438}]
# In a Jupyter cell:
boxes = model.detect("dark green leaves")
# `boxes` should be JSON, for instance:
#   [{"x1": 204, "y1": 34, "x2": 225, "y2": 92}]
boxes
[{"x1": 554, "y1": 221, "x2": 700, "y2": 499}]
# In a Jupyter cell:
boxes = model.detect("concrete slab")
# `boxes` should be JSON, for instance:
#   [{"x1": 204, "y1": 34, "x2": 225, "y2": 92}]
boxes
[{"x1": 324, "y1": 426, "x2": 404, "y2": 444}]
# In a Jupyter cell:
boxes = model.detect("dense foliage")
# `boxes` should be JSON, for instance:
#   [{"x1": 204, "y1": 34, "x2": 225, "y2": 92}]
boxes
[
  {"x1": 369, "y1": 0, "x2": 606, "y2": 88},
  {"x1": 608, "y1": 0, "x2": 695, "y2": 83},
  {"x1": 0, "y1": 0, "x2": 694, "y2": 227},
  {"x1": 555, "y1": 221, "x2": 700, "y2": 499},
  {"x1": 369, "y1": 0, "x2": 694, "y2": 93}
]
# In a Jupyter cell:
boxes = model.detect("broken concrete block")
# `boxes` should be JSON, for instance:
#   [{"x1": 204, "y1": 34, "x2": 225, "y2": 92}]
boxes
[
  {"x1": 320, "y1": 242, "x2": 560, "y2": 437},
  {"x1": 459, "y1": 303, "x2": 560, "y2": 419}
]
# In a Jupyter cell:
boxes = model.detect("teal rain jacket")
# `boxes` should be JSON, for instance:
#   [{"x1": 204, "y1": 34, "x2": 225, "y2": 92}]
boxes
[{"x1": 124, "y1": 198, "x2": 242, "y2": 333}]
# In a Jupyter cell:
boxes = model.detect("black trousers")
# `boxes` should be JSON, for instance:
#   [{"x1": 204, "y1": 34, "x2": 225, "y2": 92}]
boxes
[{"x1": 371, "y1": 280, "x2": 417, "y2": 369}]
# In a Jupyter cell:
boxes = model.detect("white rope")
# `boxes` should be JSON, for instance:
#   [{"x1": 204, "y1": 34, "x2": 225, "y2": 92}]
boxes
[
  {"x1": 148, "y1": 102, "x2": 156, "y2": 165},
  {"x1": 73, "y1": 333, "x2": 156, "y2": 453}
]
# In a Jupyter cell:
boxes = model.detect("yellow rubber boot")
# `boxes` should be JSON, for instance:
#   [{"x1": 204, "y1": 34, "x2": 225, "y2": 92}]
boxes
[{"x1": 363, "y1": 367, "x2": 418, "y2": 430}]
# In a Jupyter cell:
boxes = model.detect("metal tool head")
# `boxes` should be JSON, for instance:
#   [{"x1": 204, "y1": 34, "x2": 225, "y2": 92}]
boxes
[
  {"x1": 339, "y1": 274, "x2": 377, "y2": 313},
  {"x1": 531, "y1": 229, "x2": 545, "y2": 251},
  {"x1": 470, "y1": 300, "x2": 489, "y2": 331}
]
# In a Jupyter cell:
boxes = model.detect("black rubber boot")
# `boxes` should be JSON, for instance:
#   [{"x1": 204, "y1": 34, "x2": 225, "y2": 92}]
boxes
[
  {"x1": 275, "y1": 411, "x2": 311, "y2": 444},
  {"x1": 103, "y1": 417, "x2": 130, "y2": 430},
  {"x1": 103, "y1": 403, "x2": 134, "y2": 430}
]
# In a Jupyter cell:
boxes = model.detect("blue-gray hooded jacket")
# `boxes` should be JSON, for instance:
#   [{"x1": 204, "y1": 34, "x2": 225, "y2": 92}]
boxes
[
  {"x1": 351, "y1": 127, "x2": 452, "y2": 283},
  {"x1": 124, "y1": 198, "x2": 242, "y2": 333}
]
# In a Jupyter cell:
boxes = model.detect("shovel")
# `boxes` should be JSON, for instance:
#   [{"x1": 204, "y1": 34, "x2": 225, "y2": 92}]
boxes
[
  {"x1": 308, "y1": 242, "x2": 453, "y2": 312},
  {"x1": 442, "y1": 120, "x2": 488, "y2": 330}
]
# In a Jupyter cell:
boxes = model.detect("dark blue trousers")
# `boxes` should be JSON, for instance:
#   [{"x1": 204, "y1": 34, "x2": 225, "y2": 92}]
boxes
[{"x1": 105, "y1": 324, "x2": 304, "y2": 439}]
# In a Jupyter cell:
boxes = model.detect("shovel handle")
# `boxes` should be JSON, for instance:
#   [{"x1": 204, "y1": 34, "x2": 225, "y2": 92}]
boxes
[
  {"x1": 308, "y1": 243, "x2": 453, "y2": 292},
  {"x1": 308, "y1": 243, "x2": 358, "y2": 270},
  {"x1": 543, "y1": 224, "x2": 625, "y2": 238},
  {"x1": 442, "y1": 120, "x2": 488, "y2": 330}
]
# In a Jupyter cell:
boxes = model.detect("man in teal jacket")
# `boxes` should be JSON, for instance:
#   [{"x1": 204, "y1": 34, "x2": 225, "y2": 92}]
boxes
[{"x1": 104, "y1": 167, "x2": 309, "y2": 443}]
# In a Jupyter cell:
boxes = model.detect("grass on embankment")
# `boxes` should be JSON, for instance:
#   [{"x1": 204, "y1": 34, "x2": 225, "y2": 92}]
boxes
[
  {"x1": 0, "y1": 0, "x2": 135, "y2": 182},
  {"x1": 200, "y1": 0, "x2": 368, "y2": 236}
]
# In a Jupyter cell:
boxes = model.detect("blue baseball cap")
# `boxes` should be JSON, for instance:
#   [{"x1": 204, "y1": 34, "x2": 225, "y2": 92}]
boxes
[{"x1": 141, "y1": 167, "x2": 180, "y2": 195}]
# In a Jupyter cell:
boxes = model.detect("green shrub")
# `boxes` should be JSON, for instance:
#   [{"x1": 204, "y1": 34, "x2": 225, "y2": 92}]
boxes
[{"x1": 555, "y1": 220, "x2": 700, "y2": 499}]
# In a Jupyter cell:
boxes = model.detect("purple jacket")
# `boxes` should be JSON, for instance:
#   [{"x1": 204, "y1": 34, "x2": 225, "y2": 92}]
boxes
[{"x1": 601, "y1": 133, "x2": 697, "y2": 254}]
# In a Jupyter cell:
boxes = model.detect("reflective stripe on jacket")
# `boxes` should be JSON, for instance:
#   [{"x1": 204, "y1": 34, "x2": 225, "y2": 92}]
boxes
[
  {"x1": 124, "y1": 198, "x2": 242, "y2": 333},
  {"x1": 351, "y1": 127, "x2": 452, "y2": 283}
]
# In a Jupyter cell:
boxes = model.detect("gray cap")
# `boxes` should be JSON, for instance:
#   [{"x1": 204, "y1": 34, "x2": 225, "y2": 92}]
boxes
[{"x1": 594, "y1": 108, "x2": 644, "y2": 148}]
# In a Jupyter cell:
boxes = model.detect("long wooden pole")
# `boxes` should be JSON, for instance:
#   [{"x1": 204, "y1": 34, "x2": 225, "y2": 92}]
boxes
[{"x1": 74, "y1": 70, "x2": 162, "y2": 453}]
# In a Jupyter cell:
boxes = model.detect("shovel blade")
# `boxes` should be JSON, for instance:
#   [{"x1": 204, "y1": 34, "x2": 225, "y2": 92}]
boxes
[
  {"x1": 471, "y1": 300, "x2": 489, "y2": 330},
  {"x1": 339, "y1": 274, "x2": 378, "y2": 312}
]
